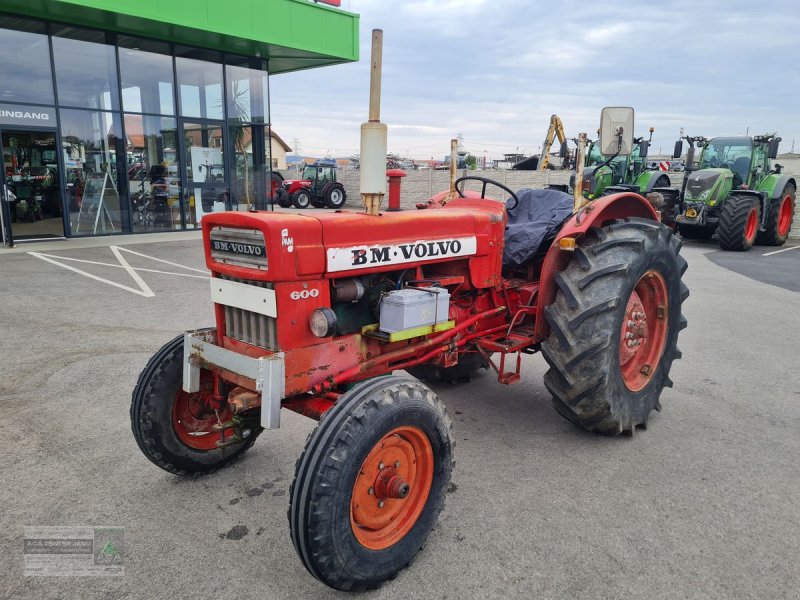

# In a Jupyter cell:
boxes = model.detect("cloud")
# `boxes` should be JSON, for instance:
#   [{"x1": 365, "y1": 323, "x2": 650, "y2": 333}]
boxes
[{"x1": 269, "y1": 0, "x2": 800, "y2": 160}]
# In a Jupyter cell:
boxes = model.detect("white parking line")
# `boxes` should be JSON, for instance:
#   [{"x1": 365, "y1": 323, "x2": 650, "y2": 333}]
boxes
[
  {"x1": 27, "y1": 246, "x2": 210, "y2": 297},
  {"x1": 762, "y1": 245, "x2": 800, "y2": 257}
]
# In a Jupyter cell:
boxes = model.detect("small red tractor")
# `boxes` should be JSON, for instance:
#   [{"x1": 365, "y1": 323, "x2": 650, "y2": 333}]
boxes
[
  {"x1": 275, "y1": 160, "x2": 347, "y2": 209},
  {"x1": 130, "y1": 33, "x2": 688, "y2": 592}
]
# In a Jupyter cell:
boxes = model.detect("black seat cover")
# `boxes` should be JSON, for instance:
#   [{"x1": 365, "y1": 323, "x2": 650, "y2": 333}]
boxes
[{"x1": 503, "y1": 188, "x2": 574, "y2": 269}]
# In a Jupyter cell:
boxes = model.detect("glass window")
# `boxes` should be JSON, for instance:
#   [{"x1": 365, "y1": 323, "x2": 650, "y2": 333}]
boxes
[
  {"x1": 52, "y1": 28, "x2": 120, "y2": 111},
  {"x1": 176, "y1": 57, "x2": 223, "y2": 120},
  {"x1": 0, "y1": 18, "x2": 54, "y2": 105},
  {"x1": 60, "y1": 108, "x2": 125, "y2": 235},
  {"x1": 226, "y1": 60, "x2": 266, "y2": 123},
  {"x1": 262, "y1": 74, "x2": 270, "y2": 125},
  {"x1": 182, "y1": 121, "x2": 226, "y2": 226},
  {"x1": 125, "y1": 114, "x2": 181, "y2": 232},
  {"x1": 119, "y1": 39, "x2": 175, "y2": 115}
]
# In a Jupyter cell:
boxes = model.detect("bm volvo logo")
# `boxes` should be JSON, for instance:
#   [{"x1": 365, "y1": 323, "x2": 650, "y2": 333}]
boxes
[
  {"x1": 211, "y1": 240, "x2": 266, "y2": 256},
  {"x1": 326, "y1": 236, "x2": 478, "y2": 272}
]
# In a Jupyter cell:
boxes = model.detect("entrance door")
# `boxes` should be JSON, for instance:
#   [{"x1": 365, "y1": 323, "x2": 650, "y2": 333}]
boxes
[
  {"x1": 1, "y1": 128, "x2": 65, "y2": 241},
  {"x1": 179, "y1": 120, "x2": 229, "y2": 228}
]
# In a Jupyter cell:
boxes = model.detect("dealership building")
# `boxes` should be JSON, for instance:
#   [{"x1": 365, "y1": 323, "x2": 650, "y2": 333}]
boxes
[{"x1": 0, "y1": 0, "x2": 358, "y2": 244}]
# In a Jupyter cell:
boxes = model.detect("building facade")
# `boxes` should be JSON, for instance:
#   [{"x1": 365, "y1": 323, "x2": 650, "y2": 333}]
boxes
[{"x1": 0, "y1": 0, "x2": 358, "y2": 244}]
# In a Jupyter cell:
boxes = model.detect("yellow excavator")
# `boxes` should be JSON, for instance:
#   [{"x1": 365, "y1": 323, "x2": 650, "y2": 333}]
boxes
[{"x1": 538, "y1": 114, "x2": 569, "y2": 170}]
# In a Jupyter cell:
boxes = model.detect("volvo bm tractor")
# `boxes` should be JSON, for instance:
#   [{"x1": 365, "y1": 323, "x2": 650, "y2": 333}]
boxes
[
  {"x1": 672, "y1": 134, "x2": 795, "y2": 250},
  {"x1": 130, "y1": 32, "x2": 688, "y2": 592}
]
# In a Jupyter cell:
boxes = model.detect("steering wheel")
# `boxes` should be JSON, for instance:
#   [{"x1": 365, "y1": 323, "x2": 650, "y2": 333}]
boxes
[
  {"x1": 454, "y1": 176, "x2": 519, "y2": 210},
  {"x1": 721, "y1": 161, "x2": 734, "y2": 170},
  {"x1": 707, "y1": 157, "x2": 721, "y2": 168}
]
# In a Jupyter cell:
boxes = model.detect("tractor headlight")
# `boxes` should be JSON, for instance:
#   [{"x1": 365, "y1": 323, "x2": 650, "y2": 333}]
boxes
[
  {"x1": 698, "y1": 190, "x2": 711, "y2": 200},
  {"x1": 309, "y1": 308, "x2": 337, "y2": 338}
]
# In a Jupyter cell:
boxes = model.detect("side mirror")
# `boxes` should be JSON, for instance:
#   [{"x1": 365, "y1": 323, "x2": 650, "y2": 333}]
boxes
[
  {"x1": 673, "y1": 141, "x2": 683, "y2": 159},
  {"x1": 638, "y1": 140, "x2": 649, "y2": 158},
  {"x1": 559, "y1": 140, "x2": 568, "y2": 158},
  {"x1": 599, "y1": 106, "x2": 634, "y2": 156},
  {"x1": 768, "y1": 138, "x2": 781, "y2": 159}
]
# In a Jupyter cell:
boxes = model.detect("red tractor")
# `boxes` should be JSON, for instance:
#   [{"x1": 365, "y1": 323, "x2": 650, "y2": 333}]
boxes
[
  {"x1": 275, "y1": 160, "x2": 347, "y2": 209},
  {"x1": 130, "y1": 108, "x2": 689, "y2": 592}
]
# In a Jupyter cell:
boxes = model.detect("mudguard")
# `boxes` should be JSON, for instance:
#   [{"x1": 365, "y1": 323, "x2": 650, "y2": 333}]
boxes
[
  {"x1": 534, "y1": 192, "x2": 658, "y2": 340},
  {"x1": 635, "y1": 169, "x2": 672, "y2": 194},
  {"x1": 758, "y1": 173, "x2": 796, "y2": 200}
]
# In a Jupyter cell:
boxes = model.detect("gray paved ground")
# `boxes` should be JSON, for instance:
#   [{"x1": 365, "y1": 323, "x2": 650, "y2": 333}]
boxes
[{"x1": 1, "y1": 234, "x2": 799, "y2": 600}]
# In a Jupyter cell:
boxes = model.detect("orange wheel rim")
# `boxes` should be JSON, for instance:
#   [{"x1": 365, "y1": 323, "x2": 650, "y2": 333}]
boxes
[
  {"x1": 778, "y1": 195, "x2": 793, "y2": 237},
  {"x1": 350, "y1": 426, "x2": 434, "y2": 550},
  {"x1": 619, "y1": 270, "x2": 669, "y2": 392},
  {"x1": 745, "y1": 208, "x2": 758, "y2": 241}
]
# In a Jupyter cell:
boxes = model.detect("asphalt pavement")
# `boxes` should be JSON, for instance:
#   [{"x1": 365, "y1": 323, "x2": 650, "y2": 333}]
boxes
[{"x1": 1, "y1": 232, "x2": 798, "y2": 600}]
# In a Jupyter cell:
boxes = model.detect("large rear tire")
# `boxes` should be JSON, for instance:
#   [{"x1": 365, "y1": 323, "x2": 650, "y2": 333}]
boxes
[
  {"x1": 756, "y1": 183, "x2": 795, "y2": 246},
  {"x1": 718, "y1": 195, "x2": 759, "y2": 251},
  {"x1": 130, "y1": 336, "x2": 256, "y2": 475},
  {"x1": 325, "y1": 183, "x2": 347, "y2": 209},
  {"x1": 541, "y1": 219, "x2": 688, "y2": 435},
  {"x1": 289, "y1": 375, "x2": 453, "y2": 591}
]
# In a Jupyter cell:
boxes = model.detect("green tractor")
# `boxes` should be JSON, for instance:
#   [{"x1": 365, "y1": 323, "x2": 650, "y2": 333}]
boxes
[
  {"x1": 550, "y1": 130, "x2": 673, "y2": 200},
  {"x1": 673, "y1": 134, "x2": 795, "y2": 250}
]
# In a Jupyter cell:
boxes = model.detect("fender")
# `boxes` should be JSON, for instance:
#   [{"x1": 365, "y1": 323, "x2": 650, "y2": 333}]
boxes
[
  {"x1": 534, "y1": 193, "x2": 658, "y2": 341},
  {"x1": 636, "y1": 169, "x2": 672, "y2": 194},
  {"x1": 758, "y1": 173, "x2": 796, "y2": 200}
]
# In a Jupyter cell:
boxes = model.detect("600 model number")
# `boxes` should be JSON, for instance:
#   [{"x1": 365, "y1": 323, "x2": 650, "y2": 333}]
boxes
[{"x1": 326, "y1": 236, "x2": 477, "y2": 272}]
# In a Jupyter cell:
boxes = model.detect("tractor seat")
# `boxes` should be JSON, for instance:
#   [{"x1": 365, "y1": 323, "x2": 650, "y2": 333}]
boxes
[{"x1": 502, "y1": 188, "x2": 574, "y2": 270}]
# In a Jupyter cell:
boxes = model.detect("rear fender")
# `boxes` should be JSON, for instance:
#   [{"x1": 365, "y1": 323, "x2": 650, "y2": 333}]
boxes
[
  {"x1": 757, "y1": 173, "x2": 796, "y2": 200},
  {"x1": 534, "y1": 193, "x2": 658, "y2": 341}
]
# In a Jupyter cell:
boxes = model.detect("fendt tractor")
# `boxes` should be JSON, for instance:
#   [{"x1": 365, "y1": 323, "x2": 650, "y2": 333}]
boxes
[
  {"x1": 131, "y1": 32, "x2": 689, "y2": 592},
  {"x1": 275, "y1": 160, "x2": 347, "y2": 209},
  {"x1": 549, "y1": 129, "x2": 677, "y2": 229},
  {"x1": 672, "y1": 134, "x2": 795, "y2": 250}
]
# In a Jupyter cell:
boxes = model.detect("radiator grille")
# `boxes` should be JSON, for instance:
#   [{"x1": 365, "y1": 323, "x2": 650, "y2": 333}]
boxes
[{"x1": 219, "y1": 275, "x2": 278, "y2": 350}]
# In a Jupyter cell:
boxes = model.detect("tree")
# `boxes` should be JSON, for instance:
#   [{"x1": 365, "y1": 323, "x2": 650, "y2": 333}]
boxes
[{"x1": 464, "y1": 154, "x2": 478, "y2": 169}]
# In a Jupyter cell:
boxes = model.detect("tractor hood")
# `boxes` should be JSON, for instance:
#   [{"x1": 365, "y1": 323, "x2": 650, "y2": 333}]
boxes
[
  {"x1": 283, "y1": 179, "x2": 310, "y2": 186},
  {"x1": 684, "y1": 169, "x2": 732, "y2": 205}
]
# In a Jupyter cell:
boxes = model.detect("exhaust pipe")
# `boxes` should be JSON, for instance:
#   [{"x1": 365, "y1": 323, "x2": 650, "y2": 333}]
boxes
[{"x1": 360, "y1": 29, "x2": 388, "y2": 216}]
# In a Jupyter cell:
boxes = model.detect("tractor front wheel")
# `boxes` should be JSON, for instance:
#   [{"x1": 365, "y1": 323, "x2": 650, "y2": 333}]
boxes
[
  {"x1": 292, "y1": 189, "x2": 311, "y2": 209},
  {"x1": 289, "y1": 375, "x2": 453, "y2": 591},
  {"x1": 542, "y1": 219, "x2": 688, "y2": 435},
  {"x1": 130, "y1": 336, "x2": 257, "y2": 475},
  {"x1": 756, "y1": 183, "x2": 795, "y2": 246},
  {"x1": 718, "y1": 194, "x2": 760, "y2": 251}
]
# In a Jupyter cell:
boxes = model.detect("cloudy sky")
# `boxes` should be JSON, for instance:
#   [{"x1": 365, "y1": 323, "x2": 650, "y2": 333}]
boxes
[{"x1": 269, "y1": 0, "x2": 799, "y2": 161}]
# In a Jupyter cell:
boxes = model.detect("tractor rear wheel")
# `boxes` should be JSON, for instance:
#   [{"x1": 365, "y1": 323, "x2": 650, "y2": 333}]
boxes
[
  {"x1": 756, "y1": 183, "x2": 795, "y2": 246},
  {"x1": 325, "y1": 183, "x2": 347, "y2": 209},
  {"x1": 289, "y1": 375, "x2": 453, "y2": 591},
  {"x1": 292, "y1": 189, "x2": 311, "y2": 209},
  {"x1": 718, "y1": 194, "x2": 760, "y2": 251},
  {"x1": 130, "y1": 336, "x2": 257, "y2": 475},
  {"x1": 677, "y1": 224, "x2": 714, "y2": 240},
  {"x1": 541, "y1": 219, "x2": 688, "y2": 435}
]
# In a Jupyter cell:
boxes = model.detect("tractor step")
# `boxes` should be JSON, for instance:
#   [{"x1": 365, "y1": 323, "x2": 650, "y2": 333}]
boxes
[{"x1": 476, "y1": 326, "x2": 538, "y2": 385}]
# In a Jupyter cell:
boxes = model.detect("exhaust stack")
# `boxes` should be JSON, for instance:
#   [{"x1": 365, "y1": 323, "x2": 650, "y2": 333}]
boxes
[{"x1": 360, "y1": 29, "x2": 388, "y2": 215}]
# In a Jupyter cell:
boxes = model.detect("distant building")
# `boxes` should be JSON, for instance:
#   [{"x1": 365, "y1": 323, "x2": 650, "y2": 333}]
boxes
[{"x1": 269, "y1": 130, "x2": 292, "y2": 170}]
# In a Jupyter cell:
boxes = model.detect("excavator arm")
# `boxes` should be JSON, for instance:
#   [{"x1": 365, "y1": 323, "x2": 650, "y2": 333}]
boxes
[{"x1": 539, "y1": 114, "x2": 567, "y2": 171}]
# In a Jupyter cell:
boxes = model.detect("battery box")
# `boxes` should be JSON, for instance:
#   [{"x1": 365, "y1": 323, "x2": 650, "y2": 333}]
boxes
[{"x1": 379, "y1": 287, "x2": 450, "y2": 333}]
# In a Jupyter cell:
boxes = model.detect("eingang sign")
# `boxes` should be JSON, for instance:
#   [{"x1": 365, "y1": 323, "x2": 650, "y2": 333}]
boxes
[{"x1": 0, "y1": 104, "x2": 56, "y2": 127}]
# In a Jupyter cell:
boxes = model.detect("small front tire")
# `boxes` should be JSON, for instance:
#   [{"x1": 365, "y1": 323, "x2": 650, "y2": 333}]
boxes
[
  {"x1": 292, "y1": 189, "x2": 311, "y2": 209},
  {"x1": 289, "y1": 375, "x2": 453, "y2": 591},
  {"x1": 718, "y1": 195, "x2": 759, "y2": 251},
  {"x1": 130, "y1": 336, "x2": 256, "y2": 475}
]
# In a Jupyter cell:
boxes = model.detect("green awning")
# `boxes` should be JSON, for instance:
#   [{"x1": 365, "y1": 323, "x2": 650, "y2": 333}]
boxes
[{"x1": 2, "y1": 0, "x2": 359, "y2": 74}]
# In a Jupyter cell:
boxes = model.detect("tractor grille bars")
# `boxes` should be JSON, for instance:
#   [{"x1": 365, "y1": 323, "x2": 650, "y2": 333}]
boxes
[{"x1": 218, "y1": 275, "x2": 278, "y2": 350}]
